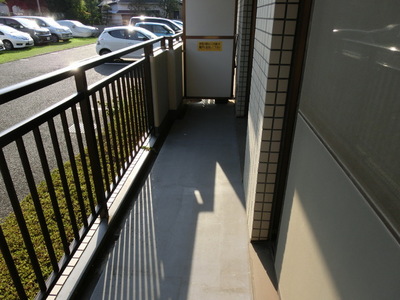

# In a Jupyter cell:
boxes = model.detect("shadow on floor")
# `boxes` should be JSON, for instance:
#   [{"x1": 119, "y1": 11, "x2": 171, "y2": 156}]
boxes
[{"x1": 74, "y1": 100, "x2": 253, "y2": 300}]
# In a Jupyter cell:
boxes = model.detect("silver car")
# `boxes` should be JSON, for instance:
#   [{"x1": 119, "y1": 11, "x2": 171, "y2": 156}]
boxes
[
  {"x1": 16, "y1": 16, "x2": 73, "y2": 43},
  {"x1": 135, "y1": 22, "x2": 175, "y2": 37},
  {"x1": 0, "y1": 16, "x2": 51, "y2": 45},
  {"x1": 57, "y1": 20, "x2": 99, "y2": 38}
]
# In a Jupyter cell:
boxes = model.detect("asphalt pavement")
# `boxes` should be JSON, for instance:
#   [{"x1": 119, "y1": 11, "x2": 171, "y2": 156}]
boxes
[{"x1": 1, "y1": 44, "x2": 105, "y2": 131}]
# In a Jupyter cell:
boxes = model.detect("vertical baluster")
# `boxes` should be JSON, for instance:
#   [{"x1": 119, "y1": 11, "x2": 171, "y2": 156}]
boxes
[
  {"x1": 111, "y1": 80, "x2": 126, "y2": 174},
  {"x1": 0, "y1": 148, "x2": 47, "y2": 293},
  {"x1": 60, "y1": 111, "x2": 89, "y2": 226},
  {"x1": 74, "y1": 69, "x2": 108, "y2": 220},
  {"x1": 106, "y1": 84, "x2": 122, "y2": 179},
  {"x1": 33, "y1": 128, "x2": 70, "y2": 255},
  {"x1": 99, "y1": 88, "x2": 117, "y2": 189},
  {"x1": 71, "y1": 105, "x2": 96, "y2": 215},
  {"x1": 91, "y1": 92, "x2": 111, "y2": 196},
  {"x1": 0, "y1": 226, "x2": 28, "y2": 300},
  {"x1": 48, "y1": 119, "x2": 80, "y2": 241},
  {"x1": 16, "y1": 138, "x2": 59, "y2": 273}
]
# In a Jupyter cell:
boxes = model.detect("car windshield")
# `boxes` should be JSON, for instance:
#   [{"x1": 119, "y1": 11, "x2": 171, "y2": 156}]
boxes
[
  {"x1": 41, "y1": 17, "x2": 62, "y2": 27},
  {"x1": 70, "y1": 20, "x2": 84, "y2": 26},
  {"x1": 168, "y1": 22, "x2": 181, "y2": 31},
  {"x1": 15, "y1": 18, "x2": 41, "y2": 29}
]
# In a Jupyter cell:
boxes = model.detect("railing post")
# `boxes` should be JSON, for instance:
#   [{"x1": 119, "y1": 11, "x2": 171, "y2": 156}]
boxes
[
  {"x1": 167, "y1": 36, "x2": 174, "y2": 50},
  {"x1": 144, "y1": 44, "x2": 155, "y2": 131},
  {"x1": 161, "y1": 38, "x2": 167, "y2": 50},
  {"x1": 74, "y1": 68, "x2": 108, "y2": 220}
]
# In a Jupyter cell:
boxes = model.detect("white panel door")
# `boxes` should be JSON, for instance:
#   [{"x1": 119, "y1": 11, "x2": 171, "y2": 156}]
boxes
[{"x1": 184, "y1": 0, "x2": 237, "y2": 98}]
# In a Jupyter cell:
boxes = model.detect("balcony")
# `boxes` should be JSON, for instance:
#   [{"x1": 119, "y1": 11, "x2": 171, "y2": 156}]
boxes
[
  {"x1": 59, "y1": 99, "x2": 254, "y2": 300},
  {"x1": 0, "y1": 35, "x2": 277, "y2": 299}
]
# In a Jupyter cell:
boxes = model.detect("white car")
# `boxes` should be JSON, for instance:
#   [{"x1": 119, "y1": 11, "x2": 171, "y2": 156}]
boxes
[
  {"x1": 0, "y1": 39, "x2": 4, "y2": 51},
  {"x1": 0, "y1": 24, "x2": 34, "y2": 50},
  {"x1": 135, "y1": 22, "x2": 175, "y2": 37},
  {"x1": 96, "y1": 26, "x2": 158, "y2": 59},
  {"x1": 57, "y1": 20, "x2": 99, "y2": 38}
]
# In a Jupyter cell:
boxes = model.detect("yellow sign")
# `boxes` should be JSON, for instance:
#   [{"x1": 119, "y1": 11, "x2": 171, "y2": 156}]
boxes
[{"x1": 198, "y1": 41, "x2": 223, "y2": 51}]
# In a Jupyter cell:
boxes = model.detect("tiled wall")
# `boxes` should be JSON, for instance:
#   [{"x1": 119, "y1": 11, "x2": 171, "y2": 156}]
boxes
[
  {"x1": 235, "y1": 0, "x2": 255, "y2": 117},
  {"x1": 243, "y1": 0, "x2": 299, "y2": 240}
]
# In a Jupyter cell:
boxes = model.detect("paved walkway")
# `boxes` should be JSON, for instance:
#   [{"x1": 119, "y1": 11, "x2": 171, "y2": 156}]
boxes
[{"x1": 86, "y1": 100, "x2": 252, "y2": 300}]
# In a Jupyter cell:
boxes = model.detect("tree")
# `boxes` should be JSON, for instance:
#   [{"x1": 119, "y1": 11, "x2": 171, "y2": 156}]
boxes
[
  {"x1": 0, "y1": 0, "x2": 39, "y2": 15},
  {"x1": 40, "y1": 0, "x2": 87, "y2": 20},
  {"x1": 128, "y1": 0, "x2": 148, "y2": 16},
  {"x1": 84, "y1": 0, "x2": 102, "y2": 25},
  {"x1": 100, "y1": 3, "x2": 111, "y2": 25},
  {"x1": 159, "y1": 0, "x2": 180, "y2": 19}
]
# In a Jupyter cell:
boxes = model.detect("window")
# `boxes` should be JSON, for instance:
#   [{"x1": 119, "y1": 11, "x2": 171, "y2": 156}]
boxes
[
  {"x1": 5, "y1": 19, "x2": 20, "y2": 28},
  {"x1": 154, "y1": 25, "x2": 168, "y2": 34},
  {"x1": 299, "y1": 0, "x2": 400, "y2": 236},
  {"x1": 108, "y1": 29, "x2": 147, "y2": 41},
  {"x1": 109, "y1": 29, "x2": 126, "y2": 39},
  {"x1": 140, "y1": 24, "x2": 152, "y2": 31},
  {"x1": 127, "y1": 31, "x2": 148, "y2": 41}
]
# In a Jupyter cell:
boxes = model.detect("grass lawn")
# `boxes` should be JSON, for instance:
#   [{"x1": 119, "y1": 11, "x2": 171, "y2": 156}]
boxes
[{"x1": 0, "y1": 37, "x2": 97, "y2": 64}]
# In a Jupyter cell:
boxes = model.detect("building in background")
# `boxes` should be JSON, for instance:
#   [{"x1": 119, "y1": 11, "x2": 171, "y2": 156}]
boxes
[{"x1": 99, "y1": 0, "x2": 182, "y2": 26}]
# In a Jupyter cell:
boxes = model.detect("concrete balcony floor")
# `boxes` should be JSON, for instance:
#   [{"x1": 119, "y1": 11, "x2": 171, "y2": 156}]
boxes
[{"x1": 75, "y1": 100, "x2": 278, "y2": 299}]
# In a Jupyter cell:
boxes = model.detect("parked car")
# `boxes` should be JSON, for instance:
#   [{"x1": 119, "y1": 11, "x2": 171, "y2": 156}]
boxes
[
  {"x1": 0, "y1": 24, "x2": 34, "y2": 50},
  {"x1": 172, "y1": 20, "x2": 183, "y2": 26},
  {"x1": 57, "y1": 20, "x2": 99, "y2": 37},
  {"x1": 135, "y1": 22, "x2": 175, "y2": 37},
  {"x1": 0, "y1": 39, "x2": 4, "y2": 51},
  {"x1": 96, "y1": 26, "x2": 158, "y2": 59},
  {"x1": 130, "y1": 16, "x2": 182, "y2": 33},
  {"x1": 16, "y1": 16, "x2": 72, "y2": 43},
  {"x1": 0, "y1": 16, "x2": 51, "y2": 45}
]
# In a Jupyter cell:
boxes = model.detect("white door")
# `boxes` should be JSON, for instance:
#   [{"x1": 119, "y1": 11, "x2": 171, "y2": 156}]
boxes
[{"x1": 184, "y1": 0, "x2": 237, "y2": 99}]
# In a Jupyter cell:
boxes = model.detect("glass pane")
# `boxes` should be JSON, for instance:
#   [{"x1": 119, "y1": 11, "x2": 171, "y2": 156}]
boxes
[{"x1": 299, "y1": 0, "x2": 400, "y2": 233}]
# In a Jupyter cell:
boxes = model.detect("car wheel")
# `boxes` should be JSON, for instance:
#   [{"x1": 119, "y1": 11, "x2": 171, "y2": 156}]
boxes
[
  {"x1": 99, "y1": 49, "x2": 111, "y2": 55},
  {"x1": 3, "y1": 40, "x2": 13, "y2": 50},
  {"x1": 50, "y1": 34, "x2": 59, "y2": 43}
]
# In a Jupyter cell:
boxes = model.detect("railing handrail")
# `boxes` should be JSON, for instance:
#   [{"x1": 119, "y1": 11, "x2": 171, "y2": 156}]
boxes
[
  {"x1": 0, "y1": 32, "x2": 183, "y2": 105},
  {"x1": 0, "y1": 36, "x2": 166, "y2": 105},
  {"x1": 0, "y1": 32, "x2": 183, "y2": 299}
]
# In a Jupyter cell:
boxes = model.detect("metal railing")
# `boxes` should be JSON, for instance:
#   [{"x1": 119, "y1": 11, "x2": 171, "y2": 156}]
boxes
[{"x1": 0, "y1": 33, "x2": 182, "y2": 299}]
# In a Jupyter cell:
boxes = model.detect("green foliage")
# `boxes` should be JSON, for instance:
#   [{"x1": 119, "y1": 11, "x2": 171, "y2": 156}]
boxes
[
  {"x1": 0, "y1": 155, "x2": 95, "y2": 299},
  {"x1": 84, "y1": 0, "x2": 102, "y2": 25},
  {"x1": 128, "y1": 0, "x2": 181, "y2": 18},
  {"x1": 159, "y1": 0, "x2": 181, "y2": 18},
  {"x1": 45, "y1": 0, "x2": 82, "y2": 20}
]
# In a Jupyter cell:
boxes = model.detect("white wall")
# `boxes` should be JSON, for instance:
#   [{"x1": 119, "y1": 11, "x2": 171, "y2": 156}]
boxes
[
  {"x1": 150, "y1": 50, "x2": 169, "y2": 128},
  {"x1": 275, "y1": 116, "x2": 400, "y2": 299},
  {"x1": 167, "y1": 43, "x2": 183, "y2": 111}
]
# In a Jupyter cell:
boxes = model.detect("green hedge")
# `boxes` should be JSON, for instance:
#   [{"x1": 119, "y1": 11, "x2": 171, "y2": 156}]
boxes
[{"x1": 0, "y1": 155, "x2": 95, "y2": 299}]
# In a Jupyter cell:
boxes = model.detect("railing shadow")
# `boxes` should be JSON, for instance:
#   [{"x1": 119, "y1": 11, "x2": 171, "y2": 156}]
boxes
[{"x1": 79, "y1": 101, "x2": 252, "y2": 300}]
